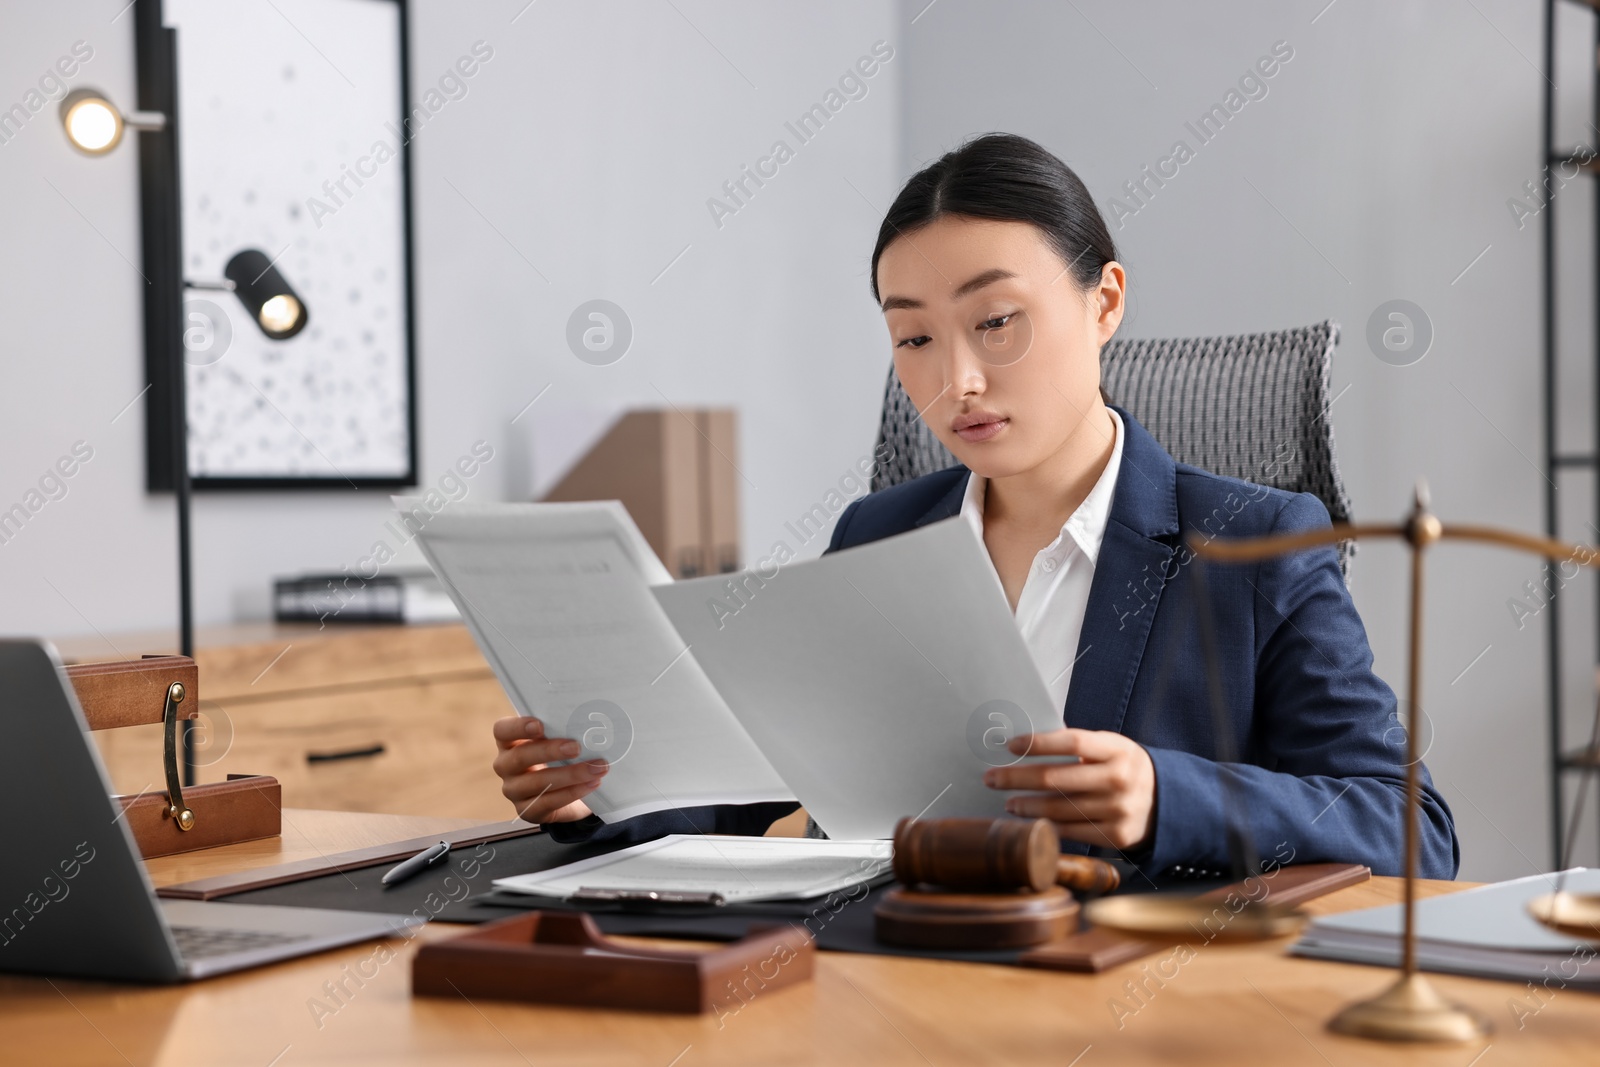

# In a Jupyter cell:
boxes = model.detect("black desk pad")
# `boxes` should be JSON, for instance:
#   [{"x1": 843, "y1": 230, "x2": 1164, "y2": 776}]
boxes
[
  {"x1": 219, "y1": 830, "x2": 606, "y2": 922},
  {"x1": 219, "y1": 831, "x2": 1218, "y2": 967}
]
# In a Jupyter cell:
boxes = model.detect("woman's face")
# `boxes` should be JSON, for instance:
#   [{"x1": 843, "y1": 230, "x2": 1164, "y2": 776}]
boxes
[{"x1": 876, "y1": 216, "x2": 1124, "y2": 480}]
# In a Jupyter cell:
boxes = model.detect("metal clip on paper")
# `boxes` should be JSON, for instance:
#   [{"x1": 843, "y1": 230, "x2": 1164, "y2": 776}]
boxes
[{"x1": 569, "y1": 887, "x2": 728, "y2": 906}]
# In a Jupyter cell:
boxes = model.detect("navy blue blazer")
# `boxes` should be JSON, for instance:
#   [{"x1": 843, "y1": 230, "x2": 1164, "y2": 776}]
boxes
[{"x1": 552, "y1": 409, "x2": 1460, "y2": 880}]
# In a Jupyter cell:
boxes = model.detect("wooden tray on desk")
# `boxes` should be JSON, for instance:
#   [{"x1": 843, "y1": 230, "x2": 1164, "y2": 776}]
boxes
[
  {"x1": 67, "y1": 656, "x2": 285, "y2": 858},
  {"x1": 115, "y1": 774, "x2": 284, "y2": 857},
  {"x1": 1019, "y1": 863, "x2": 1370, "y2": 972},
  {"x1": 414, "y1": 911, "x2": 815, "y2": 1013}
]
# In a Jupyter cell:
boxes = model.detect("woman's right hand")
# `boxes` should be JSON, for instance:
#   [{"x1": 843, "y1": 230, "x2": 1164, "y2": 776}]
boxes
[{"x1": 492, "y1": 716, "x2": 609, "y2": 824}]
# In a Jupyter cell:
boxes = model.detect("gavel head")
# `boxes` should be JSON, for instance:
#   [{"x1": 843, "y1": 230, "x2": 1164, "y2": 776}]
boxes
[{"x1": 891, "y1": 816, "x2": 1058, "y2": 893}]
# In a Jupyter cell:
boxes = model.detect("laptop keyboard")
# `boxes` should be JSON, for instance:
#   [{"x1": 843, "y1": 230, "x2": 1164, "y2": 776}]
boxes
[{"x1": 170, "y1": 924, "x2": 314, "y2": 960}]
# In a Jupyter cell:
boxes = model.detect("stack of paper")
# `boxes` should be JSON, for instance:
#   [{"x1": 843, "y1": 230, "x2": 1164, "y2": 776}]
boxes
[{"x1": 398, "y1": 499, "x2": 1061, "y2": 839}]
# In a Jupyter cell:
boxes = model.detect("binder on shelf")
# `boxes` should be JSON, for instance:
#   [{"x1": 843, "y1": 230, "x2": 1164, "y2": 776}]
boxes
[
  {"x1": 273, "y1": 568, "x2": 460, "y2": 624},
  {"x1": 64, "y1": 656, "x2": 281, "y2": 858},
  {"x1": 541, "y1": 407, "x2": 741, "y2": 578}
]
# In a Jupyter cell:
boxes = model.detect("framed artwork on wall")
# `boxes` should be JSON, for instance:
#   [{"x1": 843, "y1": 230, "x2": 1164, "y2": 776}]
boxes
[{"x1": 144, "y1": 0, "x2": 416, "y2": 490}]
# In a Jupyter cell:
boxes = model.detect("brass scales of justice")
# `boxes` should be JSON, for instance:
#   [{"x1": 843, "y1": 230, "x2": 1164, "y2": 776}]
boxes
[{"x1": 1082, "y1": 482, "x2": 1600, "y2": 1044}]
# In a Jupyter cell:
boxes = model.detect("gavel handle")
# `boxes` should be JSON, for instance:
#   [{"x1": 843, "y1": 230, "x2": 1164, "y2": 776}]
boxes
[{"x1": 1057, "y1": 855, "x2": 1121, "y2": 894}]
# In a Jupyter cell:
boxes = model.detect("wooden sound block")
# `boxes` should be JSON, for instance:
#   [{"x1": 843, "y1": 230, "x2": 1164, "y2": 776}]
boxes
[
  {"x1": 875, "y1": 885, "x2": 1079, "y2": 949},
  {"x1": 414, "y1": 911, "x2": 815, "y2": 1014}
]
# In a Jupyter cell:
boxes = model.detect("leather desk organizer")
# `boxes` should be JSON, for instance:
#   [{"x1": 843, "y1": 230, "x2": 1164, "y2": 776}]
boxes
[
  {"x1": 66, "y1": 655, "x2": 281, "y2": 858},
  {"x1": 413, "y1": 910, "x2": 815, "y2": 1013}
]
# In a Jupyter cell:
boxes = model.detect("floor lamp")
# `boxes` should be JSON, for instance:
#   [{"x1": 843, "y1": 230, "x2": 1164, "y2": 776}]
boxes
[{"x1": 59, "y1": 1, "x2": 307, "y2": 784}]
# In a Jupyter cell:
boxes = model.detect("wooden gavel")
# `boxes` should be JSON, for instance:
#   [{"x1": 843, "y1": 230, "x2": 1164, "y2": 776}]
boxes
[{"x1": 892, "y1": 816, "x2": 1121, "y2": 895}]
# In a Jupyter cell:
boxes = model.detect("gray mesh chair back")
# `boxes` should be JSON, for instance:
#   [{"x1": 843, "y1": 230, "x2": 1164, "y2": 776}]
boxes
[{"x1": 869, "y1": 319, "x2": 1355, "y2": 577}]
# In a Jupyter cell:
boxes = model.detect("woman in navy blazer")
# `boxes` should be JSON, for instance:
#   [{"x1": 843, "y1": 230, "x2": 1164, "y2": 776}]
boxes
[{"x1": 492, "y1": 133, "x2": 1458, "y2": 881}]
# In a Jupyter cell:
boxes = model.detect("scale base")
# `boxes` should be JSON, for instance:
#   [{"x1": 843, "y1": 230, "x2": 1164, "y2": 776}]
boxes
[{"x1": 1327, "y1": 974, "x2": 1491, "y2": 1043}]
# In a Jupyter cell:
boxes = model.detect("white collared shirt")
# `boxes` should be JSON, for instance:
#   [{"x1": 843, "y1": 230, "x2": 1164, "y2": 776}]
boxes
[{"x1": 960, "y1": 408, "x2": 1124, "y2": 715}]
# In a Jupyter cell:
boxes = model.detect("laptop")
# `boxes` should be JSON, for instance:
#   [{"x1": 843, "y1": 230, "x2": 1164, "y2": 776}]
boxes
[{"x1": 0, "y1": 639, "x2": 424, "y2": 982}]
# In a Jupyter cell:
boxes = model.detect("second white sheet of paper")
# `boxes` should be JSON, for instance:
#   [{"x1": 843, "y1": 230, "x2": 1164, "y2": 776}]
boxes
[{"x1": 653, "y1": 516, "x2": 1062, "y2": 840}]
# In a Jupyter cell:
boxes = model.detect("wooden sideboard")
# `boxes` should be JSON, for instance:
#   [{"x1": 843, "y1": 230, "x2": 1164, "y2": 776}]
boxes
[{"x1": 57, "y1": 622, "x2": 518, "y2": 821}]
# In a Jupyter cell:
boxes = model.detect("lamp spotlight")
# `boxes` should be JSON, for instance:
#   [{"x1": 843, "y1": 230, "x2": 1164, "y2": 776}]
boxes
[
  {"x1": 59, "y1": 88, "x2": 166, "y2": 156},
  {"x1": 224, "y1": 249, "x2": 310, "y2": 340}
]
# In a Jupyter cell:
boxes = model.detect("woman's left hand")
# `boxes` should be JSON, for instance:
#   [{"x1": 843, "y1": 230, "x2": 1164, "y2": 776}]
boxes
[{"x1": 983, "y1": 728, "x2": 1157, "y2": 851}]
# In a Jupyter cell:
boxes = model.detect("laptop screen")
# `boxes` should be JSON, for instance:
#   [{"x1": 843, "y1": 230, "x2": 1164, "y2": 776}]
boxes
[{"x1": 0, "y1": 640, "x2": 183, "y2": 982}]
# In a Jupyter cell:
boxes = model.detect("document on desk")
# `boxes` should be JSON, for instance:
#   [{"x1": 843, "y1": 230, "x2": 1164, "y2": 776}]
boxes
[
  {"x1": 492, "y1": 834, "x2": 894, "y2": 904},
  {"x1": 396, "y1": 499, "x2": 793, "y2": 822},
  {"x1": 652, "y1": 516, "x2": 1062, "y2": 841}
]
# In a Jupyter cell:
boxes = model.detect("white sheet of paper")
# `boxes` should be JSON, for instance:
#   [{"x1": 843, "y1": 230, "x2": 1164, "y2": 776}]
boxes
[
  {"x1": 395, "y1": 499, "x2": 793, "y2": 822},
  {"x1": 492, "y1": 834, "x2": 893, "y2": 904},
  {"x1": 652, "y1": 517, "x2": 1062, "y2": 840}
]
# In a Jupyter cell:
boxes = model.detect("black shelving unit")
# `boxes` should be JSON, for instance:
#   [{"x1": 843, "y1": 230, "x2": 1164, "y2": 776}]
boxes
[{"x1": 1544, "y1": 0, "x2": 1600, "y2": 866}]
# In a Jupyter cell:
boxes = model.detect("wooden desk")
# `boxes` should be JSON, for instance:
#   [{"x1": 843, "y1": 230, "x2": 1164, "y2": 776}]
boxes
[{"x1": 1, "y1": 811, "x2": 1592, "y2": 1066}]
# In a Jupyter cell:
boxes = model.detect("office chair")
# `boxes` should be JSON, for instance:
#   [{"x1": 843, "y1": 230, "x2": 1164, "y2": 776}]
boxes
[{"x1": 869, "y1": 318, "x2": 1356, "y2": 579}]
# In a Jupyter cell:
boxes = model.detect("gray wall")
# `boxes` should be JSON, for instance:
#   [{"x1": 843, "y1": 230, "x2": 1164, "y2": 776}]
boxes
[
  {"x1": 0, "y1": 0, "x2": 900, "y2": 629},
  {"x1": 0, "y1": 0, "x2": 1585, "y2": 881}
]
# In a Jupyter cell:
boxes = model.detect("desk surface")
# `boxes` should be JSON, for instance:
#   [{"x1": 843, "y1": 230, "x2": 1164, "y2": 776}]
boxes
[{"x1": 1, "y1": 811, "x2": 1590, "y2": 1067}]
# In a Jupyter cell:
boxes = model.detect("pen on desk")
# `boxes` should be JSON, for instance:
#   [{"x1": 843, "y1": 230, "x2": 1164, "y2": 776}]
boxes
[{"x1": 381, "y1": 841, "x2": 450, "y2": 887}]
